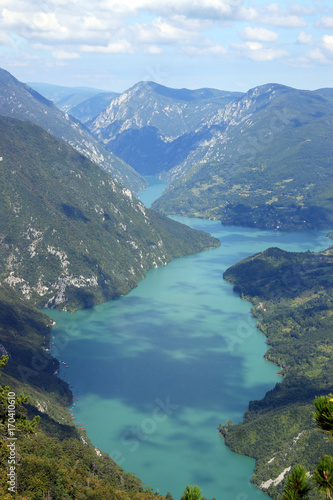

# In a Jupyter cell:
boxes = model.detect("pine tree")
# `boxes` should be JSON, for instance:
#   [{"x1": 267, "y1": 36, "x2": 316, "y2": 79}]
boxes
[
  {"x1": 314, "y1": 455, "x2": 333, "y2": 500},
  {"x1": 181, "y1": 485, "x2": 203, "y2": 500},
  {"x1": 282, "y1": 465, "x2": 310, "y2": 500},
  {"x1": 282, "y1": 394, "x2": 333, "y2": 499}
]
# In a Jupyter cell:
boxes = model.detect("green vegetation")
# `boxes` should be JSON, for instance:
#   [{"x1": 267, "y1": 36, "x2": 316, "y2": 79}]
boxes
[
  {"x1": 282, "y1": 395, "x2": 333, "y2": 499},
  {"x1": 152, "y1": 85, "x2": 333, "y2": 230},
  {"x1": 0, "y1": 116, "x2": 219, "y2": 311},
  {"x1": 181, "y1": 485, "x2": 202, "y2": 500},
  {"x1": 0, "y1": 289, "x2": 169, "y2": 499},
  {"x1": 221, "y1": 246, "x2": 333, "y2": 498},
  {"x1": 282, "y1": 465, "x2": 310, "y2": 500},
  {"x1": 0, "y1": 112, "x2": 220, "y2": 498},
  {"x1": 0, "y1": 283, "x2": 71, "y2": 411},
  {"x1": 0, "y1": 67, "x2": 143, "y2": 192},
  {"x1": 0, "y1": 297, "x2": 210, "y2": 498},
  {"x1": 2, "y1": 431, "x2": 170, "y2": 499}
]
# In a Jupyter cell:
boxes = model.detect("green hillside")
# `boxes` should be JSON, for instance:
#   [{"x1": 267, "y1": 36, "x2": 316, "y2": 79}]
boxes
[
  {"x1": 152, "y1": 84, "x2": 333, "y2": 230},
  {"x1": 0, "y1": 68, "x2": 144, "y2": 192},
  {"x1": 221, "y1": 246, "x2": 333, "y2": 498},
  {"x1": 0, "y1": 116, "x2": 219, "y2": 312}
]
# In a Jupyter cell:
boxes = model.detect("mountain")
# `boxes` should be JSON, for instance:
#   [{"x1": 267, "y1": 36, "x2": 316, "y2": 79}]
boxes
[
  {"x1": 152, "y1": 83, "x2": 333, "y2": 230},
  {"x1": 0, "y1": 69, "x2": 143, "y2": 191},
  {"x1": 314, "y1": 87, "x2": 333, "y2": 103},
  {"x1": 27, "y1": 82, "x2": 115, "y2": 109},
  {"x1": 0, "y1": 115, "x2": 219, "y2": 311},
  {"x1": 28, "y1": 82, "x2": 119, "y2": 123},
  {"x1": 221, "y1": 246, "x2": 333, "y2": 499},
  {"x1": 89, "y1": 81, "x2": 243, "y2": 175},
  {"x1": 69, "y1": 91, "x2": 119, "y2": 124}
]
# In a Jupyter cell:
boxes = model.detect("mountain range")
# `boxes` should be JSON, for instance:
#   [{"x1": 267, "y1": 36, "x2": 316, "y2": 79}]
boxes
[
  {"x1": 152, "y1": 83, "x2": 333, "y2": 230},
  {"x1": 89, "y1": 81, "x2": 243, "y2": 175},
  {"x1": 0, "y1": 70, "x2": 143, "y2": 191},
  {"x1": 66, "y1": 80, "x2": 333, "y2": 231},
  {"x1": 1, "y1": 67, "x2": 332, "y2": 498},
  {"x1": 28, "y1": 82, "x2": 120, "y2": 124},
  {"x1": 0, "y1": 69, "x2": 221, "y2": 498}
]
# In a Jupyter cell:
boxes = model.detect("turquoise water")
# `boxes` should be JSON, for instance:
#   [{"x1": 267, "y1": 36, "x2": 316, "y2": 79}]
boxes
[
  {"x1": 138, "y1": 175, "x2": 169, "y2": 208},
  {"x1": 49, "y1": 178, "x2": 331, "y2": 500}
]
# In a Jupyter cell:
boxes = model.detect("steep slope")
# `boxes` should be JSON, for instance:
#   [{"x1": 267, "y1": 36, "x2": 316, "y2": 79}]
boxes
[
  {"x1": 221, "y1": 246, "x2": 333, "y2": 499},
  {"x1": 89, "y1": 81, "x2": 243, "y2": 174},
  {"x1": 152, "y1": 84, "x2": 333, "y2": 230},
  {"x1": 0, "y1": 68, "x2": 143, "y2": 191},
  {"x1": 0, "y1": 284, "x2": 170, "y2": 499},
  {"x1": 0, "y1": 116, "x2": 219, "y2": 311},
  {"x1": 70, "y1": 91, "x2": 119, "y2": 124},
  {"x1": 0, "y1": 283, "x2": 71, "y2": 407}
]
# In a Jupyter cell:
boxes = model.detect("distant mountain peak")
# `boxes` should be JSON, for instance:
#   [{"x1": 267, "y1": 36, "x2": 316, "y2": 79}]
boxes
[
  {"x1": 89, "y1": 81, "x2": 243, "y2": 174},
  {"x1": 0, "y1": 67, "x2": 144, "y2": 191}
]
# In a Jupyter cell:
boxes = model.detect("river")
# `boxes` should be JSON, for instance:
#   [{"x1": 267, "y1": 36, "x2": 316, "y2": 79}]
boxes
[{"x1": 48, "y1": 176, "x2": 331, "y2": 500}]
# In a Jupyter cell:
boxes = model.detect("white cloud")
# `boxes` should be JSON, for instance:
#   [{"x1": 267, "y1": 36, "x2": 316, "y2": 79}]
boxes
[
  {"x1": 82, "y1": 16, "x2": 108, "y2": 30},
  {"x1": 306, "y1": 48, "x2": 330, "y2": 63},
  {"x1": 81, "y1": 40, "x2": 134, "y2": 54},
  {"x1": 132, "y1": 16, "x2": 204, "y2": 45},
  {"x1": 52, "y1": 49, "x2": 80, "y2": 59},
  {"x1": 145, "y1": 45, "x2": 163, "y2": 54},
  {"x1": 239, "y1": 3, "x2": 309, "y2": 28},
  {"x1": 0, "y1": 31, "x2": 10, "y2": 45},
  {"x1": 322, "y1": 34, "x2": 333, "y2": 53},
  {"x1": 52, "y1": 50, "x2": 80, "y2": 59},
  {"x1": 31, "y1": 12, "x2": 64, "y2": 32},
  {"x1": 240, "y1": 27, "x2": 279, "y2": 43},
  {"x1": 101, "y1": 0, "x2": 243, "y2": 20},
  {"x1": 287, "y1": 3, "x2": 316, "y2": 16},
  {"x1": 237, "y1": 6, "x2": 258, "y2": 21},
  {"x1": 0, "y1": 0, "x2": 327, "y2": 80},
  {"x1": 244, "y1": 41, "x2": 262, "y2": 51},
  {"x1": 258, "y1": 14, "x2": 307, "y2": 28},
  {"x1": 1, "y1": 8, "x2": 29, "y2": 28},
  {"x1": 297, "y1": 31, "x2": 313, "y2": 44},
  {"x1": 32, "y1": 43, "x2": 53, "y2": 51},
  {"x1": 182, "y1": 43, "x2": 227, "y2": 56},
  {"x1": 316, "y1": 16, "x2": 333, "y2": 29},
  {"x1": 248, "y1": 47, "x2": 288, "y2": 62},
  {"x1": 231, "y1": 41, "x2": 288, "y2": 61}
]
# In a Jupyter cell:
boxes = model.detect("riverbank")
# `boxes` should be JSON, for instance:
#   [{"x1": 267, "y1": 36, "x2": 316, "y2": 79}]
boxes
[{"x1": 221, "y1": 245, "x2": 333, "y2": 499}]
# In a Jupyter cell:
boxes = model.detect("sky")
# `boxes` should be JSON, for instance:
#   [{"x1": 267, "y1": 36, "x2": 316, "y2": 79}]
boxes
[{"x1": 0, "y1": 0, "x2": 332, "y2": 93}]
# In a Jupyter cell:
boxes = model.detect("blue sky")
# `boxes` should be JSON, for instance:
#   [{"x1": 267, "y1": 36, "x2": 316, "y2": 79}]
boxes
[{"x1": 0, "y1": 0, "x2": 332, "y2": 92}]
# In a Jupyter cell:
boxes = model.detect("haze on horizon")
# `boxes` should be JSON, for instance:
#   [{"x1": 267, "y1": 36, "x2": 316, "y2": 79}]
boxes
[{"x1": 0, "y1": 0, "x2": 332, "y2": 93}]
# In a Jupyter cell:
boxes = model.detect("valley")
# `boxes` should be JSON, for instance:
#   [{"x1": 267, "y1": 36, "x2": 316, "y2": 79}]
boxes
[{"x1": 0, "y1": 68, "x2": 332, "y2": 500}]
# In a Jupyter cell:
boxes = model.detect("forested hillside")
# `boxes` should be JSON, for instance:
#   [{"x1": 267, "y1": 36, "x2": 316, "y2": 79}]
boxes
[
  {"x1": 221, "y1": 246, "x2": 333, "y2": 498},
  {"x1": 0, "y1": 116, "x2": 219, "y2": 312},
  {"x1": 152, "y1": 84, "x2": 333, "y2": 230}
]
